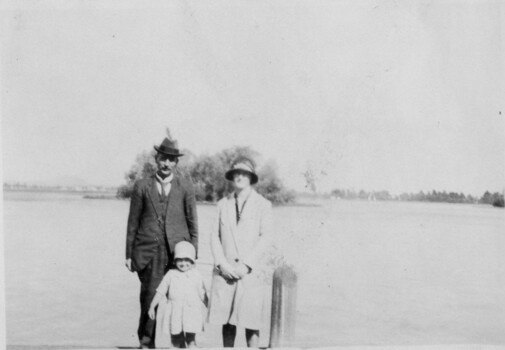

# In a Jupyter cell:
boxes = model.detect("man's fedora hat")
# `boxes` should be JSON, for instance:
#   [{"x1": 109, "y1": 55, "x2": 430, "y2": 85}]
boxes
[
  {"x1": 225, "y1": 157, "x2": 259, "y2": 185},
  {"x1": 154, "y1": 138, "x2": 184, "y2": 157}
]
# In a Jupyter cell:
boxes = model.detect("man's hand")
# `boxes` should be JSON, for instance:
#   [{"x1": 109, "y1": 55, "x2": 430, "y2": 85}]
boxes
[
  {"x1": 148, "y1": 307, "x2": 156, "y2": 320},
  {"x1": 218, "y1": 263, "x2": 239, "y2": 281},
  {"x1": 235, "y1": 263, "x2": 251, "y2": 279},
  {"x1": 125, "y1": 259, "x2": 133, "y2": 272}
]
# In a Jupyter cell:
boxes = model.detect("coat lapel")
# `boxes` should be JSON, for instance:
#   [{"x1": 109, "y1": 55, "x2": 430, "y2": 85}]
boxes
[
  {"x1": 225, "y1": 192, "x2": 239, "y2": 253},
  {"x1": 226, "y1": 193, "x2": 237, "y2": 230},
  {"x1": 239, "y1": 189, "x2": 258, "y2": 222},
  {"x1": 227, "y1": 189, "x2": 259, "y2": 254}
]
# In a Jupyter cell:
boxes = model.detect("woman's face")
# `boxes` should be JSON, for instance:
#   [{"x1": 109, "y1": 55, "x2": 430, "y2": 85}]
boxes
[{"x1": 233, "y1": 170, "x2": 252, "y2": 190}]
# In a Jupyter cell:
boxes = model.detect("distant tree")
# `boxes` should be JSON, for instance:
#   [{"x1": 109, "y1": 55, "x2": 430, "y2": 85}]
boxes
[
  {"x1": 479, "y1": 191, "x2": 504, "y2": 207},
  {"x1": 117, "y1": 144, "x2": 295, "y2": 205},
  {"x1": 331, "y1": 189, "x2": 345, "y2": 199},
  {"x1": 256, "y1": 161, "x2": 296, "y2": 204},
  {"x1": 399, "y1": 192, "x2": 411, "y2": 201},
  {"x1": 176, "y1": 148, "x2": 197, "y2": 180},
  {"x1": 116, "y1": 150, "x2": 157, "y2": 198},
  {"x1": 346, "y1": 189, "x2": 357, "y2": 199},
  {"x1": 479, "y1": 191, "x2": 493, "y2": 205},
  {"x1": 189, "y1": 154, "x2": 225, "y2": 202},
  {"x1": 218, "y1": 146, "x2": 259, "y2": 170},
  {"x1": 194, "y1": 147, "x2": 294, "y2": 205},
  {"x1": 493, "y1": 194, "x2": 504, "y2": 208},
  {"x1": 189, "y1": 146, "x2": 260, "y2": 201},
  {"x1": 374, "y1": 190, "x2": 391, "y2": 201},
  {"x1": 328, "y1": 187, "x2": 483, "y2": 205}
]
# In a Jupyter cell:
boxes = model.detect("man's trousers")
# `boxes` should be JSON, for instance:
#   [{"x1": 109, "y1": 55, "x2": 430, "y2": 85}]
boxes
[{"x1": 137, "y1": 242, "x2": 170, "y2": 348}]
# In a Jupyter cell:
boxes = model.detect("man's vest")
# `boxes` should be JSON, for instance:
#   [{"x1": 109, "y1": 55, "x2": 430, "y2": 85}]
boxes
[{"x1": 154, "y1": 189, "x2": 170, "y2": 247}]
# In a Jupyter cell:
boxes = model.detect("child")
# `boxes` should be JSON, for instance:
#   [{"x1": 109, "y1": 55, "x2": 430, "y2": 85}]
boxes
[{"x1": 148, "y1": 241, "x2": 208, "y2": 348}]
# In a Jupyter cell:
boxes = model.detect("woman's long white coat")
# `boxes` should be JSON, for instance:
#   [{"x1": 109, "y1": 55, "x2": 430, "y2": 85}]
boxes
[{"x1": 207, "y1": 189, "x2": 273, "y2": 330}]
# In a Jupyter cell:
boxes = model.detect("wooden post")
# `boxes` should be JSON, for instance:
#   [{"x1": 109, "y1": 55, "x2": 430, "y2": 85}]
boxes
[{"x1": 269, "y1": 264, "x2": 297, "y2": 348}]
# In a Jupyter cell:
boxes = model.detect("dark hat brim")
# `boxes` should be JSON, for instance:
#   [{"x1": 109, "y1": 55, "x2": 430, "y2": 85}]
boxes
[
  {"x1": 225, "y1": 169, "x2": 258, "y2": 185},
  {"x1": 154, "y1": 145, "x2": 184, "y2": 157}
]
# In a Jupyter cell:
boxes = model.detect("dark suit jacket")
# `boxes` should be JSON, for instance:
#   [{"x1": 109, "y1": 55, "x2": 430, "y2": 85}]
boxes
[{"x1": 125, "y1": 175, "x2": 198, "y2": 272}]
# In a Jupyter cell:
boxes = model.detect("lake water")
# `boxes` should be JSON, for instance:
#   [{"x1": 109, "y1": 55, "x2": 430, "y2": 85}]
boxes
[{"x1": 3, "y1": 191, "x2": 505, "y2": 348}]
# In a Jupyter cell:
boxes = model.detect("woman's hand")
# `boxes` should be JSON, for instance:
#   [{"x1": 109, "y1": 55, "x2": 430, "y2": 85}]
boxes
[
  {"x1": 218, "y1": 263, "x2": 239, "y2": 281},
  {"x1": 235, "y1": 264, "x2": 251, "y2": 279}
]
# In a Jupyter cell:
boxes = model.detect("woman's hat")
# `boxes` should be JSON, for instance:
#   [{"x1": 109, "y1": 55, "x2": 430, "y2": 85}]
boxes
[
  {"x1": 225, "y1": 157, "x2": 259, "y2": 185},
  {"x1": 154, "y1": 138, "x2": 184, "y2": 157},
  {"x1": 174, "y1": 241, "x2": 196, "y2": 263}
]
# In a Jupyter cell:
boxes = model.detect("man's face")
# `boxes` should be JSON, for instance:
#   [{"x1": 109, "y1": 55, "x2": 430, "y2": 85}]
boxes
[
  {"x1": 156, "y1": 154, "x2": 177, "y2": 176},
  {"x1": 233, "y1": 170, "x2": 252, "y2": 190}
]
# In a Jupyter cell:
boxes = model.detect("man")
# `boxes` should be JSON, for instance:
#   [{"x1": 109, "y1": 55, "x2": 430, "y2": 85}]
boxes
[
  {"x1": 207, "y1": 157, "x2": 273, "y2": 347},
  {"x1": 125, "y1": 137, "x2": 198, "y2": 349}
]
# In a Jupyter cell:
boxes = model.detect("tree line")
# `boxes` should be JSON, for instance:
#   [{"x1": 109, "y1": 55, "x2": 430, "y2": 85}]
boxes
[
  {"x1": 117, "y1": 146, "x2": 296, "y2": 205},
  {"x1": 116, "y1": 139, "x2": 503, "y2": 208},
  {"x1": 330, "y1": 188, "x2": 505, "y2": 207}
]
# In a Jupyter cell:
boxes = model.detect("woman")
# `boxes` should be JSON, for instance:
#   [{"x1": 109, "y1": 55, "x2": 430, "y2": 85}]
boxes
[{"x1": 207, "y1": 157, "x2": 273, "y2": 347}]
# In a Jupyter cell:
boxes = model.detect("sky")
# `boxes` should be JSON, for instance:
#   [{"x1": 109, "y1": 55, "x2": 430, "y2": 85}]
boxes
[{"x1": 1, "y1": 0, "x2": 504, "y2": 196}]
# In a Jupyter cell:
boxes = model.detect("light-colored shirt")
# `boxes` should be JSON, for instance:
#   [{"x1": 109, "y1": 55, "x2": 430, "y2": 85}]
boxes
[{"x1": 155, "y1": 173, "x2": 173, "y2": 196}]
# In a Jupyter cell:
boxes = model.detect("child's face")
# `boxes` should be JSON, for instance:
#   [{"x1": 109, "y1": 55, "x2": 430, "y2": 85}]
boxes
[{"x1": 175, "y1": 258, "x2": 193, "y2": 272}]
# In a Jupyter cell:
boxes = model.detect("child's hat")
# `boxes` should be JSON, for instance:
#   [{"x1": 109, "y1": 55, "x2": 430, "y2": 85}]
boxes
[{"x1": 174, "y1": 241, "x2": 196, "y2": 263}]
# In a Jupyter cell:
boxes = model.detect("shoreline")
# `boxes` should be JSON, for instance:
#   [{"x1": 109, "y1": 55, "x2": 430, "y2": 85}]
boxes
[{"x1": 4, "y1": 189, "x2": 502, "y2": 208}]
